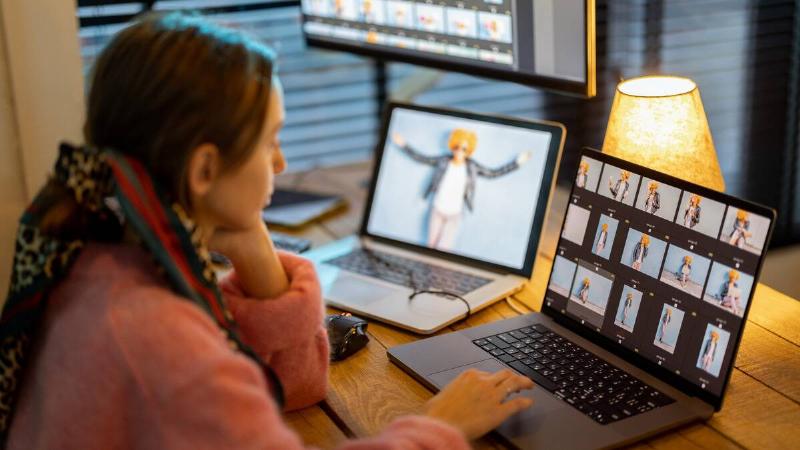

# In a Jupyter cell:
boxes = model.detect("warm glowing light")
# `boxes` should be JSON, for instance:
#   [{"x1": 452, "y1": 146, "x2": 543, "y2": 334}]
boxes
[{"x1": 602, "y1": 76, "x2": 725, "y2": 191}]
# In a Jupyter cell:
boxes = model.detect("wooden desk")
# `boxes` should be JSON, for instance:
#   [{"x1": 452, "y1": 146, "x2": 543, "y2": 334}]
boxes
[{"x1": 279, "y1": 162, "x2": 800, "y2": 449}]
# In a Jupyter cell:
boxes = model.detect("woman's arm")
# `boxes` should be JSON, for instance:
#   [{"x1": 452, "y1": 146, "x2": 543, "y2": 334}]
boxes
[
  {"x1": 127, "y1": 301, "x2": 469, "y2": 449},
  {"x1": 472, "y1": 151, "x2": 530, "y2": 179},
  {"x1": 210, "y1": 221, "x2": 289, "y2": 298},
  {"x1": 392, "y1": 132, "x2": 441, "y2": 166},
  {"x1": 220, "y1": 251, "x2": 330, "y2": 411}
]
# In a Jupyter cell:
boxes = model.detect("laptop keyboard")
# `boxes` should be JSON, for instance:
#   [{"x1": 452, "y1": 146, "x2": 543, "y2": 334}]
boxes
[
  {"x1": 473, "y1": 324, "x2": 675, "y2": 425},
  {"x1": 324, "y1": 248, "x2": 491, "y2": 295}
]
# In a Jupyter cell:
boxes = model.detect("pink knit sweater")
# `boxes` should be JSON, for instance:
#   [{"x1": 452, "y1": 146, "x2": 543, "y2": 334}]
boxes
[{"x1": 8, "y1": 243, "x2": 469, "y2": 449}]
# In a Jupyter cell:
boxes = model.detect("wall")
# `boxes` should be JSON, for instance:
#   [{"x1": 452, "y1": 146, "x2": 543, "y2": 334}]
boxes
[
  {"x1": 0, "y1": 4, "x2": 25, "y2": 298},
  {"x1": 0, "y1": 0, "x2": 84, "y2": 298}
]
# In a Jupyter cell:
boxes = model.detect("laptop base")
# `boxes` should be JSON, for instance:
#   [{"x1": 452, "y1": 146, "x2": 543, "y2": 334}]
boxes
[{"x1": 388, "y1": 312, "x2": 713, "y2": 449}]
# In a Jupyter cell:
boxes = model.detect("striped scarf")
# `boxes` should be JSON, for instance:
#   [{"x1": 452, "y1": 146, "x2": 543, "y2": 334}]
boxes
[{"x1": 0, "y1": 143, "x2": 284, "y2": 446}]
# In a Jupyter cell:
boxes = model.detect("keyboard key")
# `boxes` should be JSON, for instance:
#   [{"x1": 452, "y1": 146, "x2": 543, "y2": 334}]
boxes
[
  {"x1": 510, "y1": 331, "x2": 527, "y2": 340},
  {"x1": 498, "y1": 333, "x2": 518, "y2": 344},
  {"x1": 486, "y1": 336, "x2": 510, "y2": 349},
  {"x1": 499, "y1": 354, "x2": 516, "y2": 363},
  {"x1": 509, "y1": 361, "x2": 557, "y2": 391}
]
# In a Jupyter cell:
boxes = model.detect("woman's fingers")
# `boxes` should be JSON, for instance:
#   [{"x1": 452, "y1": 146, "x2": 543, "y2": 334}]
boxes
[
  {"x1": 500, "y1": 396, "x2": 535, "y2": 416},
  {"x1": 497, "y1": 374, "x2": 535, "y2": 398},
  {"x1": 487, "y1": 369, "x2": 516, "y2": 385}
]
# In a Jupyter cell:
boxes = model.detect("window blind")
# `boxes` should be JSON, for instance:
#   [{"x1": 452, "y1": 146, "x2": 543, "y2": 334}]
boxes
[{"x1": 76, "y1": 0, "x2": 800, "y2": 246}]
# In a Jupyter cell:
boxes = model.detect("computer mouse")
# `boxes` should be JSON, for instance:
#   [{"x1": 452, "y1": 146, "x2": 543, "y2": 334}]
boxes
[{"x1": 325, "y1": 313, "x2": 369, "y2": 361}]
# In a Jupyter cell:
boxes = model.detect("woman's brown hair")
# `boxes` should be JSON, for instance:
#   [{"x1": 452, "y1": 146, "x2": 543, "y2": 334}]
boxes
[{"x1": 85, "y1": 11, "x2": 276, "y2": 206}]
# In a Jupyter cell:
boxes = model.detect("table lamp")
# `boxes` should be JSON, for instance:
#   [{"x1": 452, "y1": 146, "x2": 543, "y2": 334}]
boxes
[{"x1": 601, "y1": 75, "x2": 725, "y2": 192}]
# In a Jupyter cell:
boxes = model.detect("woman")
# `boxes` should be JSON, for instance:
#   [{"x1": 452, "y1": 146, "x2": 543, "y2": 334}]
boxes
[
  {"x1": 643, "y1": 181, "x2": 661, "y2": 214},
  {"x1": 595, "y1": 223, "x2": 608, "y2": 254},
  {"x1": 631, "y1": 234, "x2": 650, "y2": 271},
  {"x1": 1, "y1": 13, "x2": 534, "y2": 449},
  {"x1": 657, "y1": 308, "x2": 672, "y2": 344},
  {"x1": 683, "y1": 195, "x2": 702, "y2": 229},
  {"x1": 700, "y1": 331, "x2": 720, "y2": 372},
  {"x1": 577, "y1": 278, "x2": 591, "y2": 304},
  {"x1": 719, "y1": 270, "x2": 743, "y2": 316},
  {"x1": 576, "y1": 160, "x2": 589, "y2": 189},
  {"x1": 677, "y1": 255, "x2": 693, "y2": 288},
  {"x1": 608, "y1": 170, "x2": 631, "y2": 202},
  {"x1": 620, "y1": 292, "x2": 634, "y2": 326},
  {"x1": 728, "y1": 210, "x2": 751, "y2": 249},
  {"x1": 392, "y1": 129, "x2": 530, "y2": 250}
]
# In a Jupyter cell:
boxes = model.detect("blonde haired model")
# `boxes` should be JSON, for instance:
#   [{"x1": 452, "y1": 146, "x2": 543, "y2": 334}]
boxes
[
  {"x1": 596, "y1": 223, "x2": 609, "y2": 253},
  {"x1": 393, "y1": 129, "x2": 530, "y2": 250},
  {"x1": 576, "y1": 161, "x2": 590, "y2": 189},
  {"x1": 683, "y1": 195, "x2": 702, "y2": 228},
  {"x1": 631, "y1": 234, "x2": 650, "y2": 271},
  {"x1": 608, "y1": 170, "x2": 631, "y2": 202}
]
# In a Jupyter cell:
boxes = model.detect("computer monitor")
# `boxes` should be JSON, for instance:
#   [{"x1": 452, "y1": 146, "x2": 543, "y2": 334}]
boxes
[{"x1": 301, "y1": 0, "x2": 596, "y2": 97}]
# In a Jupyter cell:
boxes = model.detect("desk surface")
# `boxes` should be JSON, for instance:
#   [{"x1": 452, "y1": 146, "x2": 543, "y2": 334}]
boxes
[{"x1": 278, "y1": 162, "x2": 800, "y2": 450}]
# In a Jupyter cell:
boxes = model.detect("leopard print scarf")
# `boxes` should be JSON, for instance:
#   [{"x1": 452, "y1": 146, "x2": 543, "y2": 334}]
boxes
[{"x1": 0, "y1": 143, "x2": 284, "y2": 444}]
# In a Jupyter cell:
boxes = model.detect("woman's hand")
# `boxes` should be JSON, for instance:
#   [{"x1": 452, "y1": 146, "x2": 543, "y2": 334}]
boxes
[
  {"x1": 392, "y1": 132, "x2": 406, "y2": 148},
  {"x1": 424, "y1": 369, "x2": 535, "y2": 440},
  {"x1": 208, "y1": 221, "x2": 289, "y2": 299}
]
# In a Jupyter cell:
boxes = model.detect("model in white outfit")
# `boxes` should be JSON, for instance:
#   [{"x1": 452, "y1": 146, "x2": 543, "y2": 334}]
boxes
[
  {"x1": 683, "y1": 195, "x2": 702, "y2": 229},
  {"x1": 595, "y1": 223, "x2": 608, "y2": 254},
  {"x1": 608, "y1": 170, "x2": 631, "y2": 202},
  {"x1": 621, "y1": 293, "x2": 633, "y2": 325},
  {"x1": 728, "y1": 210, "x2": 751, "y2": 249},
  {"x1": 631, "y1": 234, "x2": 649, "y2": 271},
  {"x1": 657, "y1": 308, "x2": 672, "y2": 344},
  {"x1": 577, "y1": 278, "x2": 590, "y2": 304},
  {"x1": 700, "y1": 331, "x2": 720, "y2": 372},
  {"x1": 719, "y1": 270, "x2": 743, "y2": 316},
  {"x1": 576, "y1": 161, "x2": 589, "y2": 189},
  {"x1": 643, "y1": 181, "x2": 661, "y2": 214},
  {"x1": 393, "y1": 129, "x2": 530, "y2": 251},
  {"x1": 677, "y1": 255, "x2": 692, "y2": 288}
]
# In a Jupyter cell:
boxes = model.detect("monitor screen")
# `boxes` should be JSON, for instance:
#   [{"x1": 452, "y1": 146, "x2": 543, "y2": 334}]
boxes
[
  {"x1": 365, "y1": 104, "x2": 563, "y2": 274},
  {"x1": 544, "y1": 149, "x2": 775, "y2": 404},
  {"x1": 301, "y1": 0, "x2": 595, "y2": 97}
]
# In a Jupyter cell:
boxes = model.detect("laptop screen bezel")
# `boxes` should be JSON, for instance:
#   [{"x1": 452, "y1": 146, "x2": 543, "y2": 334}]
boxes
[
  {"x1": 360, "y1": 102, "x2": 565, "y2": 278},
  {"x1": 541, "y1": 147, "x2": 777, "y2": 411}
]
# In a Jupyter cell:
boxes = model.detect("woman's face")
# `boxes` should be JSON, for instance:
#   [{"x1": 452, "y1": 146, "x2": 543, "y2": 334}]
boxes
[
  {"x1": 200, "y1": 80, "x2": 287, "y2": 231},
  {"x1": 452, "y1": 141, "x2": 469, "y2": 163}
]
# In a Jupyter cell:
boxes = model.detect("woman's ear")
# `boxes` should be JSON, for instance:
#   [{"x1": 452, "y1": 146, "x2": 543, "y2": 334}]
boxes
[{"x1": 186, "y1": 143, "x2": 221, "y2": 198}]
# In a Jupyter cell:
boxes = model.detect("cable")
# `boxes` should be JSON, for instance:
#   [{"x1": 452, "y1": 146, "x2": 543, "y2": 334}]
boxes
[
  {"x1": 361, "y1": 247, "x2": 472, "y2": 318},
  {"x1": 409, "y1": 289, "x2": 471, "y2": 316}
]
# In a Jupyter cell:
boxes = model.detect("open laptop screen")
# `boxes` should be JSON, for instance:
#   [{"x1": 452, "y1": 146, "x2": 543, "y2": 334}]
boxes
[
  {"x1": 543, "y1": 148, "x2": 775, "y2": 407},
  {"x1": 364, "y1": 103, "x2": 564, "y2": 275}
]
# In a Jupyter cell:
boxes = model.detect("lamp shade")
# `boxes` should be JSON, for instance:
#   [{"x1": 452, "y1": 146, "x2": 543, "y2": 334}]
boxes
[{"x1": 602, "y1": 76, "x2": 725, "y2": 192}]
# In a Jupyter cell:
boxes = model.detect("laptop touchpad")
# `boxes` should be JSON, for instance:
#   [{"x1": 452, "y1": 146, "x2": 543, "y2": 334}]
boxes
[
  {"x1": 428, "y1": 359, "x2": 508, "y2": 389},
  {"x1": 329, "y1": 273, "x2": 400, "y2": 307}
]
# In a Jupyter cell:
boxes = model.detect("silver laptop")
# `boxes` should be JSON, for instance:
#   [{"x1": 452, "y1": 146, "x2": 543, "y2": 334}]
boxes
[
  {"x1": 306, "y1": 102, "x2": 565, "y2": 334},
  {"x1": 389, "y1": 148, "x2": 776, "y2": 448}
]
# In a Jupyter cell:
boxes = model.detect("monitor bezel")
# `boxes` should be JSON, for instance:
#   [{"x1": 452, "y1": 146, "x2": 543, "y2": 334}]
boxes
[
  {"x1": 541, "y1": 147, "x2": 777, "y2": 411},
  {"x1": 301, "y1": 0, "x2": 596, "y2": 98},
  {"x1": 360, "y1": 101, "x2": 565, "y2": 278}
]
